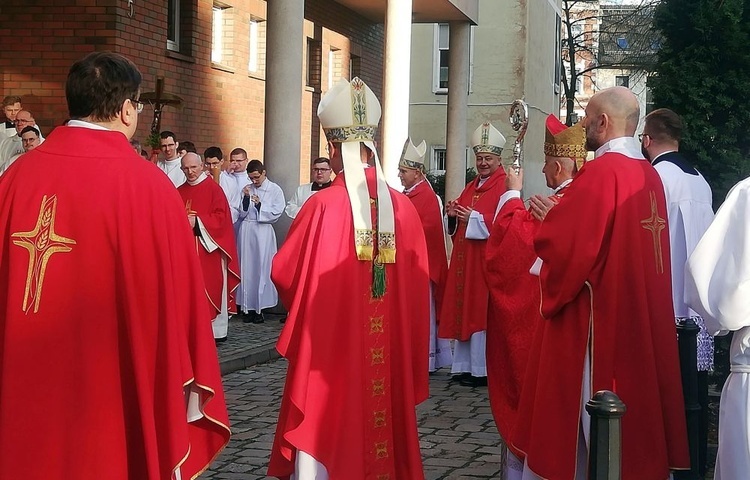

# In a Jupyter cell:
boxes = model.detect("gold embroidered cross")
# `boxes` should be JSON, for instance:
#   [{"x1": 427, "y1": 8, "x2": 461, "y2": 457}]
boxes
[
  {"x1": 371, "y1": 347, "x2": 385, "y2": 365},
  {"x1": 370, "y1": 315, "x2": 384, "y2": 334},
  {"x1": 374, "y1": 441, "x2": 389, "y2": 459},
  {"x1": 12, "y1": 195, "x2": 76, "y2": 314},
  {"x1": 372, "y1": 378, "x2": 385, "y2": 396},
  {"x1": 373, "y1": 409, "x2": 387, "y2": 428},
  {"x1": 640, "y1": 191, "x2": 666, "y2": 274}
]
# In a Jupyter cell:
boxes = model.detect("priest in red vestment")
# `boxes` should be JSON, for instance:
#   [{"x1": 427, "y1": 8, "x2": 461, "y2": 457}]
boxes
[
  {"x1": 398, "y1": 137, "x2": 453, "y2": 372},
  {"x1": 178, "y1": 152, "x2": 241, "y2": 342},
  {"x1": 0, "y1": 52, "x2": 230, "y2": 480},
  {"x1": 512, "y1": 87, "x2": 689, "y2": 479},
  {"x1": 438, "y1": 121, "x2": 507, "y2": 388},
  {"x1": 268, "y1": 77, "x2": 430, "y2": 480},
  {"x1": 484, "y1": 115, "x2": 585, "y2": 479}
]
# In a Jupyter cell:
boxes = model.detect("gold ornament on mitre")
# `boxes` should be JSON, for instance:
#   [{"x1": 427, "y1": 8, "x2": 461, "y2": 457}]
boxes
[
  {"x1": 399, "y1": 138, "x2": 427, "y2": 171},
  {"x1": 543, "y1": 114, "x2": 587, "y2": 169},
  {"x1": 317, "y1": 77, "x2": 395, "y2": 266},
  {"x1": 471, "y1": 122, "x2": 507, "y2": 156}
]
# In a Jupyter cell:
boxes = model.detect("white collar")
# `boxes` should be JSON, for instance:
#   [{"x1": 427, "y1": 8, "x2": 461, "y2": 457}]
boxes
[
  {"x1": 164, "y1": 156, "x2": 181, "y2": 164},
  {"x1": 187, "y1": 172, "x2": 208, "y2": 186},
  {"x1": 593, "y1": 137, "x2": 645, "y2": 160},
  {"x1": 554, "y1": 178, "x2": 573, "y2": 193},
  {"x1": 66, "y1": 119, "x2": 110, "y2": 131},
  {"x1": 403, "y1": 178, "x2": 426, "y2": 194}
]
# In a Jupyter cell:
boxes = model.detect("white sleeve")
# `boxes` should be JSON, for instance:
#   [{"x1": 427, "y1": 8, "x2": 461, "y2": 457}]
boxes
[
  {"x1": 465, "y1": 210, "x2": 490, "y2": 240},
  {"x1": 686, "y1": 179, "x2": 750, "y2": 335},
  {"x1": 493, "y1": 190, "x2": 522, "y2": 221},
  {"x1": 285, "y1": 187, "x2": 303, "y2": 219},
  {"x1": 258, "y1": 184, "x2": 286, "y2": 224}
]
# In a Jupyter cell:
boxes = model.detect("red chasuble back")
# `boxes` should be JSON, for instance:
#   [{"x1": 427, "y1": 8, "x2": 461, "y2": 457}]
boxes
[{"x1": 0, "y1": 127, "x2": 230, "y2": 479}]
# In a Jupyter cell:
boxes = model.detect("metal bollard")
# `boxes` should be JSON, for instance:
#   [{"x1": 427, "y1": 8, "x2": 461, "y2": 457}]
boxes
[
  {"x1": 586, "y1": 390, "x2": 626, "y2": 480},
  {"x1": 674, "y1": 318, "x2": 701, "y2": 480}
]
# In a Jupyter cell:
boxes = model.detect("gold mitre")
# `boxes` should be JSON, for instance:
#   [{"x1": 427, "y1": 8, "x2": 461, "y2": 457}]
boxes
[
  {"x1": 544, "y1": 114, "x2": 587, "y2": 160},
  {"x1": 318, "y1": 77, "x2": 381, "y2": 143},
  {"x1": 317, "y1": 77, "x2": 395, "y2": 271},
  {"x1": 471, "y1": 122, "x2": 506, "y2": 156},
  {"x1": 399, "y1": 138, "x2": 427, "y2": 171}
]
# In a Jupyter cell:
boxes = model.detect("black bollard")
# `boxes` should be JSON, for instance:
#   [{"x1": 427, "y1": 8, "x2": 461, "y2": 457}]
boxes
[
  {"x1": 586, "y1": 390, "x2": 626, "y2": 480},
  {"x1": 674, "y1": 318, "x2": 701, "y2": 480}
]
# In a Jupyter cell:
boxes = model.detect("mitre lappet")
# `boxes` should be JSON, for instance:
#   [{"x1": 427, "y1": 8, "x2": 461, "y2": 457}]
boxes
[{"x1": 317, "y1": 77, "x2": 396, "y2": 264}]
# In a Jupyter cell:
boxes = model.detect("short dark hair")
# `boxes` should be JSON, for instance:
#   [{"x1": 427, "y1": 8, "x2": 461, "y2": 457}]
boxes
[
  {"x1": 312, "y1": 157, "x2": 330, "y2": 166},
  {"x1": 645, "y1": 108, "x2": 683, "y2": 143},
  {"x1": 20, "y1": 126, "x2": 39, "y2": 137},
  {"x1": 247, "y1": 159, "x2": 265, "y2": 174},
  {"x1": 179, "y1": 140, "x2": 196, "y2": 153},
  {"x1": 230, "y1": 147, "x2": 247, "y2": 158},
  {"x1": 66, "y1": 51, "x2": 141, "y2": 122},
  {"x1": 204, "y1": 146, "x2": 223, "y2": 160},
  {"x1": 160, "y1": 131, "x2": 176, "y2": 142},
  {"x1": 3, "y1": 95, "x2": 21, "y2": 107}
]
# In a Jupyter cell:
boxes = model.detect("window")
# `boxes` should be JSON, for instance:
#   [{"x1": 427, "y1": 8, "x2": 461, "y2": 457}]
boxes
[
  {"x1": 432, "y1": 24, "x2": 474, "y2": 94},
  {"x1": 350, "y1": 54, "x2": 361, "y2": 79},
  {"x1": 434, "y1": 24, "x2": 450, "y2": 93},
  {"x1": 306, "y1": 38, "x2": 322, "y2": 89},
  {"x1": 248, "y1": 18, "x2": 266, "y2": 75},
  {"x1": 615, "y1": 75, "x2": 630, "y2": 88},
  {"x1": 570, "y1": 22, "x2": 583, "y2": 39},
  {"x1": 167, "y1": 0, "x2": 180, "y2": 51},
  {"x1": 211, "y1": 6, "x2": 224, "y2": 63},
  {"x1": 554, "y1": 14, "x2": 561, "y2": 95},
  {"x1": 431, "y1": 147, "x2": 446, "y2": 171}
]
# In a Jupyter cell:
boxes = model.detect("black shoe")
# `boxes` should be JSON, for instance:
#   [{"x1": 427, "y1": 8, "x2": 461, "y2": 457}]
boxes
[
  {"x1": 241, "y1": 311, "x2": 253, "y2": 323},
  {"x1": 451, "y1": 372, "x2": 471, "y2": 382},
  {"x1": 215, "y1": 336, "x2": 228, "y2": 345},
  {"x1": 250, "y1": 311, "x2": 265, "y2": 324},
  {"x1": 460, "y1": 375, "x2": 488, "y2": 388}
]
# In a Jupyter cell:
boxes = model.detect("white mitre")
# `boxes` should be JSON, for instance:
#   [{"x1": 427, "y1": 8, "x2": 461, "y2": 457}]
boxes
[
  {"x1": 471, "y1": 122, "x2": 506, "y2": 156},
  {"x1": 399, "y1": 138, "x2": 427, "y2": 171},
  {"x1": 317, "y1": 77, "x2": 395, "y2": 265}
]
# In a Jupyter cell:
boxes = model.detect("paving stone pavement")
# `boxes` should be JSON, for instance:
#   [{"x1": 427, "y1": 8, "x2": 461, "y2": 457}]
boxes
[{"x1": 201, "y1": 360, "x2": 503, "y2": 479}]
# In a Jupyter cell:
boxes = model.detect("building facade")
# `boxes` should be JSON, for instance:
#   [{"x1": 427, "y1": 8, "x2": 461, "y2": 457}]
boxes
[{"x1": 409, "y1": 0, "x2": 563, "y2": 197}]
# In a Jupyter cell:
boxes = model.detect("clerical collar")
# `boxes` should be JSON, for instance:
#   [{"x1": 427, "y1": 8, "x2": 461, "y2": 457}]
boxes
[
  {"x1": 311, "y1": 180, "x2": 332, "y2": 191},
  {"x1": 650, "y1": 150, "x2": 678, "y2": 164},
  {"x1": 67, "y1": 119, "x2": 110, "y2": 131},
  {"x1": 594, "y1": 137, "x2": 645, "y2": 160},
  {"x1": 477, "y1": 176, "x2": 489, "y2": 187},
  {"x1": 187, "y1": 172, "x2": 208, "y2": 186},
  {"x1": 403, "y1": 178, "x2": 426, "y2": 194},
  {"x1": 554, "y1": 178, "x2": 573, "y2": 194}
]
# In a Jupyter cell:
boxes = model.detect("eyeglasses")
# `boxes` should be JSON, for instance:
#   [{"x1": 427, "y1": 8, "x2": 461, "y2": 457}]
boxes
[
  {"x1": 312, "y1": 167, "x2": 331, "y2": 172},
  {"x1": 229, "y1": 158, "x2": 247, "y2": 163},
  {"x1": 14, "y1": 118, "x2": 32, "y2": 125},
  {"x1": 638, "y1": 133, "x2": 650, "y2": 142},
  {"x1": 131, "y1": 99, "x2": 143, "y2": 114}
]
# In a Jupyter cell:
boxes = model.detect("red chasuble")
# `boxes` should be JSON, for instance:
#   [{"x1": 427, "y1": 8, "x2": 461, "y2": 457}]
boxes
[
  {"x1": 404, "y1": 179, "x2": 448, "y2": 314},
  {"x1": 0, "y1": 127, "x2": 230, "y2": 479},
  {"x1": 512, "y1": 153, "x2": 689, "y2": 479},
  {"x1": 177, "y1": 177, "x2": 240, "y2": 317},
  {"x1": 268, "y1": 168, "x2": 430, "y2": 480},
  {"x1": 438, "y1": 168, "x2": 507, "y2": 341},
  {"x1": 483, "y1": 190, "x2": 564, "y2": 457}
]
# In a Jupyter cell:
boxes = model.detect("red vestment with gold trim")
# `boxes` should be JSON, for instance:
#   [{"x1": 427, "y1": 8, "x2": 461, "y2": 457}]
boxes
[
  {"x1": 438, "y1": 169, "x2": 506, "y2": 341},
  {"x1": 268, "y1": 168, "x2": 430, "y2": 480},
  {"x1": 512, "y1": 153, "x2": 689, "y2": 479},
  {"x1": 0, "y1": 126, "x2": 230, "y2": 479},
  {"x1": 404, "y1": 179, "x2": 448, "y2": 316},
  {"x1": 178, "y1": 178, "x2": 240, "y2": 317}
]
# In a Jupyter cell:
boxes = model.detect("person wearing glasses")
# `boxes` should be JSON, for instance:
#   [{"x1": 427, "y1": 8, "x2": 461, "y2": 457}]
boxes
[
  {"x1": 0, "y1": 109, "x2": 43, "y2": 171},
  {"x1": 236, "y1": 159, "x2": 285, "y2": 324},
  {"x1": 157, "y1": 130, "x2": 186, "y2": 187},
  {"x1": 284, "y1": 156, "x2": 333, "y2": 219},
  {"x1": 204, "y1": 145, "x2": 241, "y2": 224},
  {"x1": 0, "y1": 51, "x2": 230, "y2": 480}
]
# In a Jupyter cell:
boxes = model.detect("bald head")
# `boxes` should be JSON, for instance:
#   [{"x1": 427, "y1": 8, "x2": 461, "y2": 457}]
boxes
[
  {"x1": 14, "y1": 110, "x2": 34, "y2": 135},
  {"x1": 180, "y1": 152, "x2": 203, "y2": 182},
  {"x1": 584, "y1": 86, "x2": 640, "y2": 151}
]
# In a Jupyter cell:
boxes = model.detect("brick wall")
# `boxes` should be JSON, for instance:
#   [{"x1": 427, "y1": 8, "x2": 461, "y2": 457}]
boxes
[{"x1": 0, "y1": 0, "x2": 383, "y2": 181}]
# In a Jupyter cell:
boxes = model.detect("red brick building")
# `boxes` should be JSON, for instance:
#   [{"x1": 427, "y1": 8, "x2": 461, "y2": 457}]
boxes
[{"x1": 0, "y1": 0, "x2": 384, "y2": 180}]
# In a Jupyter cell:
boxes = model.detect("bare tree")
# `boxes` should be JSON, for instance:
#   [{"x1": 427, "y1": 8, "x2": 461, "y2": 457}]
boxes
[{"x1": 561, "y1": 0, "x2": 660, "y2": 124}]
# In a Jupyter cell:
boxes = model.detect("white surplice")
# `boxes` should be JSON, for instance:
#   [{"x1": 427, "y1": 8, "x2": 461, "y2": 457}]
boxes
[
  {"x1": 685, "y1": 176, "x2": 750, "y2": 480},
  {"x1": 285, "y1": 183, "x2": 315, "y2": 219},
  {"x1": 218, "y1": 171, "x2": 242, "y2": 224},
  {"x1": 236, "y1": 177, "x2": 284, "y2": 313},
  {"x1": 158, "y1": 157, "x2": 186, "y2": 187}
]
